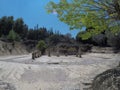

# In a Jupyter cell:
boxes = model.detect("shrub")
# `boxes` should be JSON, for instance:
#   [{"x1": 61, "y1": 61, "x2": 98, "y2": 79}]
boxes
[
  {"x1": 107, "y1": 31, "x2": 120, "y2": 49},
  {"x1": 92, "y1": 34, "x2": 107, "y2": 46},
  {"x1": 7, "y1": 29, "x2": 20, "y2": 41},
  {"x1": 36, "y1": 40, "x2": 47, "y2": 54}
]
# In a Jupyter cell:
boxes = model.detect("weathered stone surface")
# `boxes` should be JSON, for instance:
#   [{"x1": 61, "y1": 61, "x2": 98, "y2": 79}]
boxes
[{"x1": 92, "y1": 67, "x2": 120, "y2": 90}]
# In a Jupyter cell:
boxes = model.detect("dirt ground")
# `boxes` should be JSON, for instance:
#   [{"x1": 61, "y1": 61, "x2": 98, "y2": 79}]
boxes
[{"x1": 0, "y1": 53, "x2": 119, "y2": 90}]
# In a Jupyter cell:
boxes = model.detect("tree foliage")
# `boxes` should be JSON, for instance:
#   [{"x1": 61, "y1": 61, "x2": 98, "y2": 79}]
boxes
[
  {"x1": 46, "y1": 0, "x2": 120, "y2": 39},
  {"x1": 7, "y1": 30, "x2": 20, "y2": 41},
  {"x1": 0, "y1": 16, "x2": 14, "y2": 36},
  {"x1": 0, "y1": 16, "x2": 76, "y2": 49},
  {"x1": 76, "y1": 29, "x2": 120, "y2": 49},
  {"x1": 0, "y1": 16, "x2": 28, "y2": 40},
  {"x1": 13, "y1": 18, "x2": 28, "y2": 39}
]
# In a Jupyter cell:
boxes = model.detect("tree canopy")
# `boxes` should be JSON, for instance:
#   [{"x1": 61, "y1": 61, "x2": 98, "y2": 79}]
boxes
[
  {"x1": 0, "y1": 16, "x2": 75, "y2": 48},
  {"x1": 46, "y1": 0, "x2": 120, "y2": 39}
]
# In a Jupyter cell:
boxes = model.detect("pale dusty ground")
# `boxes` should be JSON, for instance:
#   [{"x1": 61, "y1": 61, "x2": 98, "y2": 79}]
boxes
[{"x1": 0, "y1": 53, "x2": 119, "y2": 90}]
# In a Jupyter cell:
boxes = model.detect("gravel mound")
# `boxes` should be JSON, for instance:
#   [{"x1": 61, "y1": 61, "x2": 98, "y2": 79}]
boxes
[{"x1": 0, "y1": 80, "x2": 16, "y2": 90}]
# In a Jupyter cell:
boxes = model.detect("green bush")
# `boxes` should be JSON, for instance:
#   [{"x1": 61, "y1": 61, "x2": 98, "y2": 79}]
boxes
[
  {"x1": 107, "y1": 31, "x2": 120, "y2": 49},
  {"x1": 36, "y1": 40, "x2": 47, "y2": 54},
  {"x1": 7, "y1": 30, "x2": 20, "y2": 41}
]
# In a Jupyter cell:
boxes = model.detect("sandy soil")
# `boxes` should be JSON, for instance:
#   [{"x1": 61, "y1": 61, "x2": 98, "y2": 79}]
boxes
[{"x1": 0, "y1": 53, "x2": 119, "y2": 90}]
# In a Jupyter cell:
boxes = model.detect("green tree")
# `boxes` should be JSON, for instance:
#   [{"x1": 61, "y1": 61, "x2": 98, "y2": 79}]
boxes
[
  {"x1": 49, "y1": 34, "x2": 61, "y2": 45},
  {"x1": 46, "y1": 0, "x2": 120, "y2": 39},
  {"x1": 36, "y1": 40, "x2": 47, "y2": 54},
  {"x1": 0, "y1": 16, "x2": 28, "y2": 40},
  {"x1": 27, "y1": 27, "x2": 49, "y2": 41},
  {"x1": 13, "y1": 18, "x2": 28, "y2": 39},
  {"x1": 7, "y1": 30, "x2": 20, "y2": 41},
  {"x1": 0, "y1": 16, "x2": 14, "y2": 36}
]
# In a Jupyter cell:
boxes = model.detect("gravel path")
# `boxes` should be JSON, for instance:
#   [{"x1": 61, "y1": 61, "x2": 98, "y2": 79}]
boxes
[{"x1": 0, "y1": 53, "x2": 119, "y2": 90}]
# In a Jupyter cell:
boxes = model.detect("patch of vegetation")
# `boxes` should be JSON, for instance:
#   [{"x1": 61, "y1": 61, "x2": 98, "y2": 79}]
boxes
[
  {"x1": 7, "y1": 29, "x2": 20, "y2": 42},
  {"x1": 36, "y1": 40, "x2": 47, "y2": 55}
]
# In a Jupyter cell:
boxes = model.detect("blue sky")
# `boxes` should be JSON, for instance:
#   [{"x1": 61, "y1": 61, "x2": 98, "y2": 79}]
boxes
[{"x1": 0, "y1": 0, "x2": 79, "y2": 37}]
